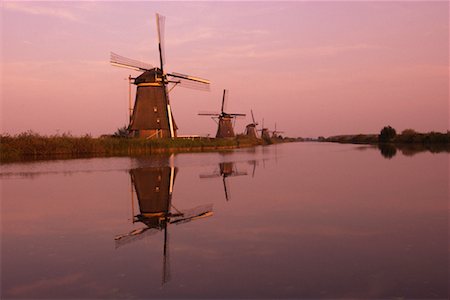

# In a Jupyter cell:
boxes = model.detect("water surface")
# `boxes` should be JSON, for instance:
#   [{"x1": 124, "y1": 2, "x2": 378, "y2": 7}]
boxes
[{"x1": 1, "y1": 143, "x2": 448, "y2": 299}]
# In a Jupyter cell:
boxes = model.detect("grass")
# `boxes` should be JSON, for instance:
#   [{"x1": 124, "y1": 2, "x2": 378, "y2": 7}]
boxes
[
  {"x1": 325, "y1": 131, "x2": 450, "y2": 145},
  {"x1": 0, "y1": 132, "x2": 264, "y2": 163}
]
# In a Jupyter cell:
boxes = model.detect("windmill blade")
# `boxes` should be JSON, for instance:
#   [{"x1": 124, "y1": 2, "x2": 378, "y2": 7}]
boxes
[
  {"x1": 223, "y1": 177, "x2": 230, "y2": 201},
  {"x1": 199, "y1": 173, "x2": 221, "y2": 178},
  {"x1": 110, "y1": 52, "x2": 153, "y2": 71},
  {"x1": 162, "y1": 227, "x2": 170, "y2": 285},
  {"x1": 168, "y1": 72, "x2": 210, "y2": 85},
  {"x1": 170, "y1": 204, "x2": 214, "y2": 225},
  {"x1": 221, "y1": 89, "x2": 229, "y2": 113},
  {"x1": 156, "y1": 13, "x2": 166, "y2": 69},
  {"x1": 228, "y1": 113, "x2": 246, "y2": 117},
  {"x1": 169, "y1": 77, "x2": 210, "y2": 91},
  {"x1": 251, "y1": 110, "x2": 256, "y2": 124},
  {"x1": 114, "y1": 227, "x2": 159, "y2": 248},
  {"x1": 198, "y1": 111, "x2": 220, "y2": 116},
  {"x1": 229, "y1": 171, "x2": 248, "y2": 177}
]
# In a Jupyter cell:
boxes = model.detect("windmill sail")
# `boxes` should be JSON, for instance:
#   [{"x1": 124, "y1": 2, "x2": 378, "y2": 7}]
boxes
[
  {"x1": 110, "y1": 52, "x2": 153, "y2": 71},
  {"x1": 156, "y1": 13, "x2": 166, "y2": 69}
]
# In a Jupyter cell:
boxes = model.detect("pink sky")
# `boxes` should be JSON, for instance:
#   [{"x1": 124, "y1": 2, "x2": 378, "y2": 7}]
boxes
[{"x1": 1, "y1": 1, "x2": 448, "y2": 137}]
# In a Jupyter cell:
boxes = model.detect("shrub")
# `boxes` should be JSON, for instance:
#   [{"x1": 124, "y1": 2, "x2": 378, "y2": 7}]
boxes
[{"x1": 379, "y1": 126, "x2": 396, "y2": 143}]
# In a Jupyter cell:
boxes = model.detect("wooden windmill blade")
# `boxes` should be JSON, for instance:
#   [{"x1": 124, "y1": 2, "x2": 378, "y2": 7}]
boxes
[
  {"x1": 251, "y1": 110, "x2": 258, "y2": 125},
  {"x1": 170, "y1": 204, "x2": 214, "y2": 225},
  {"x1": 168, "y1": 72, "x2": 210, "y2": 85},
  {"x1": 222, "y1": 176, "x2": 230, "y2": 201},
  {"x1": 172, "y1": 78, "x2": 211, "y2": 91},
  {"x1": 221, "y1": 89, "x2": 229, "y2": 114},
  {"x1": 156, "y1": 13, "x2": 166, "y2": 69},
  {"x1": 110, "y1": 52, "x2": 153, "y2": 71},
  {"x1": 114, "y1": 226, "x2": 160, "y2": 248},
  {"x1": 198, "y1": 112, "x2": 220, "y2": 116}
]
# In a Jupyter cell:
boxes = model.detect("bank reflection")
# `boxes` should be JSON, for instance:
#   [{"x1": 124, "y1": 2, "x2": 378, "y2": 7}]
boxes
[
  {"x1": 199, "y1": 162, "x2": 247, "y2": 201},
  {"x1": 115, "y1": 162, "x2": 213, "y2": 285}
]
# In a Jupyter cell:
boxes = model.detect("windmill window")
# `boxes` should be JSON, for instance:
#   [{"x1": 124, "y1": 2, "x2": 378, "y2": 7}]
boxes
[
  {"x1": 155, "y1": 186, "x2": 160, "y2": 192},
  {"x1": 153, "y1": 106, "x2": 158, "y2": 112},
  {"x1": 156, "y1": 118, "x2": 160, "y2": 124}
]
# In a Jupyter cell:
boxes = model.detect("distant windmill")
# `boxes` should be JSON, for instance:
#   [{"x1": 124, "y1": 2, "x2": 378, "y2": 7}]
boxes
[
  {"x1": 110, "y1": 13, "x2": 210, "y2": 139},
  {"x1": 271, "y1": 123, "x2": 284, "y2": 138},
  {"x1": 198, "y1": 89, "x2": 246, "y2": 138},
  {"x1": 244, "y1": 110, "x2": 259, "y2": 138},
  {"x1": 199, "y1": 162, "x2": 247, "y2": 201},
  {"x1": 115, "y1": 164, "x2": 213, "y2": 285},
  {"x1": 258, "y1": 118, "x2": 271, "y2": 141}
]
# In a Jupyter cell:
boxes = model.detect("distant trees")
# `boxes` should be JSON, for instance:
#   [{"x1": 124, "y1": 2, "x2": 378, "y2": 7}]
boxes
[{"x1": 379, "y1": 126, "x2": 397, "y2": 143}]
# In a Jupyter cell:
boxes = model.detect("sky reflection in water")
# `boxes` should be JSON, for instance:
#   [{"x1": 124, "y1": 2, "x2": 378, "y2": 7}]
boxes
[{"x1": 1, "y1": 143, "x2": 448, "y2": 299}]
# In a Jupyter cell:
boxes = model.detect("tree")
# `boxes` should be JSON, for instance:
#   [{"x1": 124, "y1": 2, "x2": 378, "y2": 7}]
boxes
[
  {"x1": 379, "y1": 126, "x2": 396, "y2": 143},
  {"x1": 113, "y1": 125, "x2": 129, "y2": 138}
]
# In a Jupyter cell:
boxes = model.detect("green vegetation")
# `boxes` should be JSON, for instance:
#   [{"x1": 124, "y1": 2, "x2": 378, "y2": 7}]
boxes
[
  {"x1": 325, "y1": 127, "x2": 450, "y2": 145},
  {"x1": 379, "y1": 125, "x2": 397, "y2": 143},
  {"x1": 0, "y1": 131, "x2": 264, "y2": 163}
]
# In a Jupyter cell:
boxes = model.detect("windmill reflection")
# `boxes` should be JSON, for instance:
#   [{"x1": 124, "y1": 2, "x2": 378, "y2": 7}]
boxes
[
  {"x1": 199, "y1": 162, "x2": 247, "y2": 201},
  {"x1": 115, "y1": 163, "x2": 213, "y2": 285}
]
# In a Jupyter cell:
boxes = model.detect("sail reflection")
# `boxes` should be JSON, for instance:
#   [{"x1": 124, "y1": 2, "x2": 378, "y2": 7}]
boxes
[
  {"x1": 199, "y1": 162, "x2": 247, "y2": 201},
  {"x1": 115, "y1": 161, "x2": 213, "y2": 285}
]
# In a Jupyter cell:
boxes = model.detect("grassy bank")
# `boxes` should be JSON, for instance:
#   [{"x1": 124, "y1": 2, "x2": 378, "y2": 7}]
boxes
[
  {"x1": 0, "y1": 132, "x2": 264, "y2": 163},
  {"x1": 325, "y1": 131, "x2": 450, "y2": 145}
]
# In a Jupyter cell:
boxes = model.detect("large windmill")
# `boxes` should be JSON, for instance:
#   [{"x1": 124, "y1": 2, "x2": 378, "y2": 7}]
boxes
[
  {"x1": 115, "y1": 164, "x2": 213, "y2": 285},
  {"x1": 198, "y1": 89, "x2": 245, "y2": 138},
  {"x1": 110, "y1": 13, "x2": 210, "y2": 139},
  {"x1": 244, "y1": 110, "x2": 259, "y2": 138}
]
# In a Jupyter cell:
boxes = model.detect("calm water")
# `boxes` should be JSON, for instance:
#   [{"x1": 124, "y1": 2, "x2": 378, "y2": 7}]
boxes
[{"x1": 1, "y1": 143, "x2": 448, "y2": 299}]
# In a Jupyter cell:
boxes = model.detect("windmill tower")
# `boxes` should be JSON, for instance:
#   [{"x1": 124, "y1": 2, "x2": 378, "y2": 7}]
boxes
[
  {"x1": 244, "y1": 110, "x2": 259, "y2": 138},
  {"x1": 110, "y1": 13, "x2": 210, "y2": 139},
  {"x1": 258, "y1": 118, "x2": 271, "y2": 141},
  {"x1": 115, "y1": 163, "x2": 213, "y2": 285},
  {"x1": 198, "y1": 89, "x2": 245, "y2": 138}
]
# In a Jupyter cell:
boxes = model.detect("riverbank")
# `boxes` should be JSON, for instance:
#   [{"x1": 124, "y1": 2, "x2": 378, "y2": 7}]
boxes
[
  {"x1": 0, "y1": 132, "x2": 265, "y2": 163},
  {"x1": 325, "y1": 131, "x2": 450, "y2": 145}
]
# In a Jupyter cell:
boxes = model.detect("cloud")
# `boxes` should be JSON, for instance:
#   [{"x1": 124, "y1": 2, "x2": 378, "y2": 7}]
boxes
[{"x1": 3, "y1": 2, "x2": 80, "y2": 22}]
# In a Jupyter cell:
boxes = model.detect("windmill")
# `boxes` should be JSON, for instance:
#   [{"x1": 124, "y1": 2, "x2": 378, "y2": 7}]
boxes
[
  {"x1": 198, "y1": 89, "x2": 245, "y2": 138},
  {"x1": 115, "y1": 164, "x2": 213, "y2": 285},
  {"x1": 110, "y1": 13, "x2": 210, "y2": 139},
  {"x1": 244, "y1": 110, "x2": 259, "y2": 138},
  {"x1": 271, "y1": 123, "x2": 284, "y2": 139},
  {"x1": 258, "y1": 118, "x2": 271, "y2": 141},
  {"x1": 199, "y1": 162, "x2": 247, "y2": 201}
]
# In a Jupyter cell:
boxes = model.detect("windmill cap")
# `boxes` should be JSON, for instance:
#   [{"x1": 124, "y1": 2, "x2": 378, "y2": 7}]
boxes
[{"x1": 134, "y1": 68, "x2": 162, "y2": 85}]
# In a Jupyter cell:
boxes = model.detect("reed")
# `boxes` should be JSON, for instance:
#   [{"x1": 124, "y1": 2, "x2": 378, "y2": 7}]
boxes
[{"x1": 0, "y1": 131, "x2": 263, "y2": 163}]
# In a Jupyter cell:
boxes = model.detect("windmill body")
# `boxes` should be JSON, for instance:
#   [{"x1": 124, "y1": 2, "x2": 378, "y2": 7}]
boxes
[
  {"x1": 244, "y1": 124, "x2": 258, "y2": 138},
  {"x1": 216, "y1": 115, "x2": 236, "y2": 138},
  {"x1": 261, "y1": 128, "x2": 271, "y2": 140},
  {"x1": 244, "y1": 110, "x2": 259, "y2": 138},
  {"x1": 130, "y1": 69, "x2": 177, "y2": 138},
  {"x1": 111, "y1": 14, "x2": 210, "y2": 139}
]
